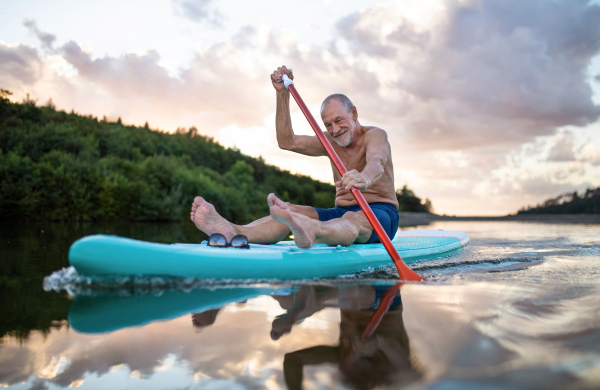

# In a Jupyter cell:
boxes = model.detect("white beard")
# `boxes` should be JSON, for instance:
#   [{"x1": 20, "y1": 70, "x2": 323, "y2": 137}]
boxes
[{"x1": 333, "y1": 130, "x2": 352, "y2": 147}]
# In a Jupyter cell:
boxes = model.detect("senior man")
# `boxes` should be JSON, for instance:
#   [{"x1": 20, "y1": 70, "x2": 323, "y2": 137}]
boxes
[{"x1": 190, "y1": 66, "x2": 399, "y2": 248}]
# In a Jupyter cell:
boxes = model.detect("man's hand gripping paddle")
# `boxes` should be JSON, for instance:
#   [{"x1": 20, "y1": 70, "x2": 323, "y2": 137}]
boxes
[{"x1": 278, "y1": 70, "x2": 422, "y2": 282}]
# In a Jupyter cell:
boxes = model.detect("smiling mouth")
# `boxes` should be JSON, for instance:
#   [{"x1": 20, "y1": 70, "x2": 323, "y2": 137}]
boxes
[{"x1": 333, "y1": 129, "x2": 348, "y2": 138}]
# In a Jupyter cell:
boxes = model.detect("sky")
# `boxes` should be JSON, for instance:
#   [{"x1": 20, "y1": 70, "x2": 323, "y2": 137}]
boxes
[{"x1": 1, "y1": 0, "x2": 600, "y2": 216}]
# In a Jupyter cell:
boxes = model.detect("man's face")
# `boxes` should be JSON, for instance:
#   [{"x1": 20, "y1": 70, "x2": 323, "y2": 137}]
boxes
[{"x1": 321, "y1": 100, "x2": 356, "y2": 147}]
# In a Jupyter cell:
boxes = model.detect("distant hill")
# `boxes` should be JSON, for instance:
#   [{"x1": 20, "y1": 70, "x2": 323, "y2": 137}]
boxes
[
  {"x1": 518, "y1": 187, "x2": 600, "y2": 215},
  {"x1": 0, "y1": 89, "x2": 336, "y2": 223}
]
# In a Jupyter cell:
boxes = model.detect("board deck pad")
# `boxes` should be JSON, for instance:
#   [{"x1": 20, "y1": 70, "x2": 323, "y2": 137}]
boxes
[{"x1": 68, "y1": 230, "x2": 469, "y2": 280}]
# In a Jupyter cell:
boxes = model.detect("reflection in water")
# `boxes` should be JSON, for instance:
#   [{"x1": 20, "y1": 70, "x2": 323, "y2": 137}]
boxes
[
  {"x1": 191, "y1": 284, "x2": 421, "y2": 389},
  {"x1": 2, "y1": 280, "x2": 600, "y2": 389},
  {"x1": 192, "y1": 308, "x2": 221, "y2": 329},
  {"x1": 2, "y1": 221, "x2": 600, "y2": 389},
  {"x1": 277, "y1": 285, "x2": 420, "y2": 390}
]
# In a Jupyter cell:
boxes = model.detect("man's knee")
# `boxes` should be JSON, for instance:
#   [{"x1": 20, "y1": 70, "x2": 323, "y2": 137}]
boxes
[{"x1": 341, "y1": 211, "x2": 372, "y2": 239}]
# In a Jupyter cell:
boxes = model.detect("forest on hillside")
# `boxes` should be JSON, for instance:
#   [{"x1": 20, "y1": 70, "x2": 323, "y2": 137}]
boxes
[
  {"x1": 0, "y1": 90, "x2": 336, "y2": 223},
  {"x1": 518, "y1": 187, "x2": 600, "y2": 214},
  {"x1": 0, "y1": 90, "x2": 432, "y2": 223}
]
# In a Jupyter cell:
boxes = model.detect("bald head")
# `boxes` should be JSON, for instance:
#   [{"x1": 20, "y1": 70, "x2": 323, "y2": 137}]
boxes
[
  {"x1": 320, "y1": 93, "x2": 359, "y2": 147},
  {"x1": 321, "y1": 94, "x2": 354, "y2": 114}
]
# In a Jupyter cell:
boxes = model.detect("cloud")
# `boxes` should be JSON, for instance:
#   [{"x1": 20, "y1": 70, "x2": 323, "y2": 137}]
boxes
[
  {"x1": 335, "y1": 12, "x2": 398, "y2": 58},
  {"x1": 328, "y1": 0, "x2": 600, "y2": 214},
  {"x1": 547, "y1": 131, "x2": 576, "y2": 161},
  {"x1": 0, "y1": 43, "x2": 42, "y2": 88},
  {"x1": 580, "y1": 143, "x2": 600, "y2": 166},
  {"x1": 28, "y1": 378, "x2": 49, "y2": 390},
  {"x1": 172, "y1": 0, "x2": 223, "y2": 26},
  {"x1": 23, "y1": 19, "x2": 56, "y2": 52},
  {"x1": 60, "y1": 41, "x2": 176, "y2": 97},
  {"x1": 368, "y1": 0, "x2": 599, "y2": 150}
]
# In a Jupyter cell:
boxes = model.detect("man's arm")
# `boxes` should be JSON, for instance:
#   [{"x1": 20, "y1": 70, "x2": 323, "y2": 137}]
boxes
[
  {"x1": 284, "y1": 346, "x2": 339, "y2": 390},
  {"x1": 271, "y1": 66, "x2": 327, "y2": 157},
  {"x1": 337, "y1": 128, "x2": 390, "y2": 191}
]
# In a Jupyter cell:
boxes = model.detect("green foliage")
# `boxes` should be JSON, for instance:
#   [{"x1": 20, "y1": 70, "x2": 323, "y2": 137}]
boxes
[
  {"x1": 518, "y1": 187, "x2": 600, "y2": 214},
  {"x1": 396, "y1": 185, "x2": 433, "y2": 213},
  {"x1": 0, "y1": 92, "x2": 335, "y2": 223}
]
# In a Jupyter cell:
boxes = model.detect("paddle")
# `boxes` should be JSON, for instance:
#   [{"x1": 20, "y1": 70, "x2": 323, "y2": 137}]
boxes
[
  {"x1": 360, "y1": 283, "x2": 403, "y2": 339},
  {"x1": 278, "y1": 71, "x2": 422, "y2": 282},
  {"x1": 341, "y1": 282, "x2": 403, "y2": 371}
]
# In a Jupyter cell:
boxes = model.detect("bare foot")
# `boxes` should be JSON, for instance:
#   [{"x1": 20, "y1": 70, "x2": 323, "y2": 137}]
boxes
[
  {"x1": 190, "y1": 196, "x2": 236, "y2": 240},
  {"x1": 268, "y1": 193, "x2": 316, "y2": 248}
]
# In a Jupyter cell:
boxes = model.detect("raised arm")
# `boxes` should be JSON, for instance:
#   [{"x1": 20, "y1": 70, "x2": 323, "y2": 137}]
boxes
[
  {"x1": 271, "y1": 66, "x2": 327, "y2": 157},
  {"x1": 337, "y1": 128, "x2": 391, "y2": 191}
]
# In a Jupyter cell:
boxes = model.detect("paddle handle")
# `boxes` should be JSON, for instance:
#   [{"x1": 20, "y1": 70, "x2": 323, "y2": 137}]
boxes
[{"x1": 283, "y1": 76, "x2": 422, "y2": 282}]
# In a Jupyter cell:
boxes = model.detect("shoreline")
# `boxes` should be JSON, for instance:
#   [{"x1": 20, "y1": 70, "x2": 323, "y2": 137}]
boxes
[{"x1": 399, "y1": 212, "x2": 600, "y2": 226}]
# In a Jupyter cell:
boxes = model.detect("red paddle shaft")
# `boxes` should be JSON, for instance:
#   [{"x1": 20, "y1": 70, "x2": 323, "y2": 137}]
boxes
[
  {"x1": 341, "y1": 283, "x2": 403, "y2": 370},
  {"x1": 282, "y1": 75, "x2": 422, "y2": 281},
  {"x1": 361, "y1": 283, "x2": 402, "y2": 339}
]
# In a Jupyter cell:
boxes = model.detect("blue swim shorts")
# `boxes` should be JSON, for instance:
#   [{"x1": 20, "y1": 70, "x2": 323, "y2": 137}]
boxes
[{"x1": 313, "y1": 202, "x2": 399, "y2": 244}]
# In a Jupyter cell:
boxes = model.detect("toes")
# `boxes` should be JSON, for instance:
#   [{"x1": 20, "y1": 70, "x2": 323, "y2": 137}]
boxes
[{"x1": 268, "y1": 193, "x2": 285, "y2": 208}]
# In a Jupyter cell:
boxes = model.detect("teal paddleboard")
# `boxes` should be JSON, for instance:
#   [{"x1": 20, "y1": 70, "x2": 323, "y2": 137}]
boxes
[
  {"x1": 68, "y1": 287, "x2": 273, "y2": 334},
  {"x1": 68, "y1": 230, "x2": 469, "y2": 280}
]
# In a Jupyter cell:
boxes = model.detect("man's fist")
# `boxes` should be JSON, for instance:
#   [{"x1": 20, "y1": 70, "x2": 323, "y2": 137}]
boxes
[
  {"x1": 271, "y1": 66, "x2": 293, "y2": 91},
  {"x1": 335, "y1": 169, "x2": 369, "y2": 191}
]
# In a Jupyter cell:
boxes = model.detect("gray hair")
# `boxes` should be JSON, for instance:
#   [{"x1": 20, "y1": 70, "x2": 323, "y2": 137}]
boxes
[{"x1": 321, "y1": 93, "x2": 354, "y2": 114}]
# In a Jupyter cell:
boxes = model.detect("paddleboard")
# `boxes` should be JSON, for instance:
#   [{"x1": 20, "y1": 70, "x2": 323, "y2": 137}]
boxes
[
  {"x1": 68, "y1": 230, "x2": 469, "y2": 280},
  {"x1": 68, "y1": 287, "x2": 273, "y2": 334}
]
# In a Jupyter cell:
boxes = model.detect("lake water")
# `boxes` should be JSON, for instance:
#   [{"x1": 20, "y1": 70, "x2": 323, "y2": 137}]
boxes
[{"x1": 1, "y1": 221, "x2": 600, "y2": 389}]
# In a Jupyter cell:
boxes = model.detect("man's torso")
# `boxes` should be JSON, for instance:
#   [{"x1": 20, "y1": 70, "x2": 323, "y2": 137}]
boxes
[{"x1": 328, "y1": 126, "x2": 399, "y2": 208}]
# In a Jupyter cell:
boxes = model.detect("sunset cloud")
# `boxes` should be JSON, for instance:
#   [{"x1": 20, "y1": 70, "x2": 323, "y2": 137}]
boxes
[
  {"x1": 0, "y1": 43, "x2": 42, "y2": 88},
  {"x1": 547, "y1": 132, "x2": 576, "y2": 162}
]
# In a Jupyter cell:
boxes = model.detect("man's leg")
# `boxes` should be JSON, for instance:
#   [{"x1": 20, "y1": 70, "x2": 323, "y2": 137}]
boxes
[
  {"x1": 190, "y1": 195, "x2": 319, "y2": 244},
  {"x1": 268, "y1": 194, "x2": 373, "y2": 248}
]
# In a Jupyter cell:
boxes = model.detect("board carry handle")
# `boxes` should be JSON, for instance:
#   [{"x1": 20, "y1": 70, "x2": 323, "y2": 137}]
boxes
[{"x1": 278, "y1": 72, "x2": 422, "y2": 282}]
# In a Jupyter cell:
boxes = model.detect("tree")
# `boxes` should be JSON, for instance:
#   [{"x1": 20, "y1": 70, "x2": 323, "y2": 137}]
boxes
[
  {"x1": 518, "y1": 187, "x2": 600, "y2": 214},
  {"x1": 395, "y1": 185, "x2": 433, "y2": 212}
]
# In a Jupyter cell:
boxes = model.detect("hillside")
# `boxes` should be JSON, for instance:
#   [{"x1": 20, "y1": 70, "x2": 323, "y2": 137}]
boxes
[
  {"x1": 0, "y1": 90, "x2": 336, "y2": 223},
  {"x1": 518, "y1": 187, "x2": 600, "y2": 215}
]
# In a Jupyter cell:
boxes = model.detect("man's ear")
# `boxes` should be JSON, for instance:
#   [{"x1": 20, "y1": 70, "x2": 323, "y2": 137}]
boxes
[{"x1": 352, "y1": 106, "x2": 358, "y2": 121}]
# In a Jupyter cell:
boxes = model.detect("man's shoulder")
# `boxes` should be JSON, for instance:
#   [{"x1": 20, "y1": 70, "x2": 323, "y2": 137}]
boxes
[{"x1": 362, "y1": 126, "x2": 389, "y2": 143}]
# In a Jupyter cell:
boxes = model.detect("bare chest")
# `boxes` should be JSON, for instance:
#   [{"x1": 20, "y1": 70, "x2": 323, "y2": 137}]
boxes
[{"x1": 331, "y1": 145, "x2": 367, "y2": 180}]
